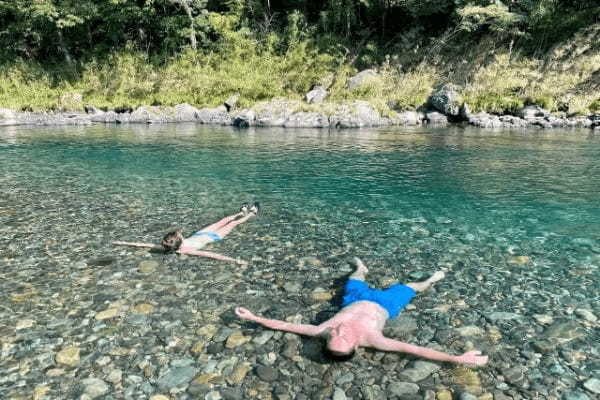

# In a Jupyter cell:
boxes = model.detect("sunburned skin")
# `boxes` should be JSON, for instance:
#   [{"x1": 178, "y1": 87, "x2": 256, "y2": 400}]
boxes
[{"x1": 236, "y1": 258, "x2": 489, "y2": 366}]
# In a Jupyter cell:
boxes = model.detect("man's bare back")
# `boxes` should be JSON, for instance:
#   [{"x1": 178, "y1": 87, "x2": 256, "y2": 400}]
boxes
[{"x1": 236, "y1": 258, "x2": 488, "y2": 366}]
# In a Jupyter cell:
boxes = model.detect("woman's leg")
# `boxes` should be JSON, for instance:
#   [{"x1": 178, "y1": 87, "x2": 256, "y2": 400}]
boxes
[
  {"x1": 405, "y1": 270, "x2": 446, "y2": 292},
  {"x1": 200, "y1": 212, "x2": 244, "y2": 233},
  {"x1": 213, "y1": 212, "x2": 255, "y2": 239}
]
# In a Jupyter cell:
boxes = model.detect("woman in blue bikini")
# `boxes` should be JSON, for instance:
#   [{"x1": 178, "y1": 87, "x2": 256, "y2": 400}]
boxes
[{"x1": 114, "y1": 202, "x2": 259, "y2": 265}]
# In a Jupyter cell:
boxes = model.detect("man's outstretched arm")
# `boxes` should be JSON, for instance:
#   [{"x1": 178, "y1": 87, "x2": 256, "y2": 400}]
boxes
[
  {"x1": 179, "y1": 249, "x2": 248, "y2": 265},
  {"x1": 235, "y1": 307, "x2": 324, "y2": 336},
  {"x1": 368, "y1": 336, "x2": 488, "y2": 366}
]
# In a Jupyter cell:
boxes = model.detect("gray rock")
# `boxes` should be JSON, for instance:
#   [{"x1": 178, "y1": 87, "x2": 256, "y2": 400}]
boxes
[
  {"x1": 283, "y1": 112, "x2": 329, "y2": 128},
  {"x1": 196, "y1": 106, "x2": 232, "y2": 125},
  {"x1": 459, "y1": 393, "x2": 479, "y2": 400},
  {"x1": 306, "y1": 86, "x2": 328, "y2": 104},
  {"x1": 502, "y1": 366, "x2": 525, "y2": 385},
  {"x1": 393, "y1": 111, "x2": 422, "y2": 126},
  {"x1": 232, "y1": 109, "x2": 256, "y2": 128},
  {"x1": 333, "y1": 387, "x2": 347, "y2": 400},
  {"x1": 398, "y1": 361, "x2": 441, "y2": 382},
  {"x1": 81, "y1": 377, "x2": 110, "y2": 399},
  {"x1": 347, "y1": 69, "x2": 378, "y2": 89},
  {"x1": 425, "y1": 111, "x2": 448, "y2": 125},
  {"x1": 0, "y1": 108, "x2": 17, "y2": 125},
  {"x1": 224, "y1": 93, "x2": 240, "y2": 111},
  {"x1": 156, "y1": 366, "x2": 199, "y2": 390},
  {"x1": 335, "y1": 372, "x2": 354, "y2": 385},
  {"x1": 255, "y1": 365, "x2": 279, "y2": 382},
  {"x1": 516, "y1": 105, "x2": 549, "y2": 119},
  {"x1": 544, "y1": 321, "x2": 584, "y2": 343},
  {"x1": 583, "y1": 378, "x2": 600, "y2": 394},
  {"x1": 562, "y1": 390, "x2": 591, "y2": 400},
  {"x1": 330, "y1": 101, "x2": 383, "y2": 128},
  {"x1": 429, "y1": 84, "x2": 462, "y2": 116},
  {"x1": 485, "y1": 312, "x2": 522, "y2": 322},
  {"x1": 387, "y1": 382, "x2": 419, "y2": 396}
]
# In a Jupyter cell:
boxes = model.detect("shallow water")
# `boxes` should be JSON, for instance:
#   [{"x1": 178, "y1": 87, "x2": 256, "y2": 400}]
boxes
[
  {"x1": 2, "y1": 124, "x2": 600, "y2": 262},
  {"x1": 2, "y1": 123, "x2": 600, "y2": 397}
]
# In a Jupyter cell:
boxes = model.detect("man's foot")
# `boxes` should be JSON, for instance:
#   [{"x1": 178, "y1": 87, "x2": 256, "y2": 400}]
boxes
[
  {"x1": 249, "y1": 201, "x2": 260, "y2": 215},
  {"x1": 428, "y1": 270, "x2": 446, "y2": 284},
  {"x1": 240, "y1": 203, "x2": 250, "y2": 216},
  {"x1": 353, "y1": 257, "x2": 368, "y2": 274}
]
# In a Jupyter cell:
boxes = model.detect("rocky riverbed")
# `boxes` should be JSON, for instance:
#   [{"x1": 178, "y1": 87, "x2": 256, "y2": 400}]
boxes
[
  {"x1": 1, "y1": 126, "x2": 600, "y2": 400},
  {"x1": 1, "y1": 186, "x2": 599, "y2": 400}
]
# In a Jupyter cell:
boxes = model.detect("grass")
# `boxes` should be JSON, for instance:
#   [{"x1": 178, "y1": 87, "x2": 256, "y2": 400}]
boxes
[{"x1": 0, "y1": 24, "x2": 598, "y2": 115}]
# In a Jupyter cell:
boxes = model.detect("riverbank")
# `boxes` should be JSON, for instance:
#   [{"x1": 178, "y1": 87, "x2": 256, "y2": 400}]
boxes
[{"x1": 1, "y1": 99, "x2": 599, "y2": 131}]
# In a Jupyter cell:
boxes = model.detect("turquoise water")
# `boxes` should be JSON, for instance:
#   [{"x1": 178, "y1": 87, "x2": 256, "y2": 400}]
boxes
[{"x1": 1, "y1": 124, "x2": 599, "y2": 288}]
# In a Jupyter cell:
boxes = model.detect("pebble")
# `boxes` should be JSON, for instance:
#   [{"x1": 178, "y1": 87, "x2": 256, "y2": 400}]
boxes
[
  {"x1": 255, "y1": 365, "x2": 279, "y2": 382},
  {"x1": 55, "y1": 346, "x2": 80, "y2": 366},
  {"x1": 139, "y1": 260, "x2": 158, "y2": 273},
  {"x1": 583, "y1": 378, "x2": 600, "y2": 394},
  {"x1": 387, "y1": 382, "x2": 419, "y2": 396},
  {"x1": 81, "y1": 377, "x2": 109, "y2": 399}
]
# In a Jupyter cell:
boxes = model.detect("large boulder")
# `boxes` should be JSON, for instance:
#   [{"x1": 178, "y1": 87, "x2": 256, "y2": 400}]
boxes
[
  {"x1": 330, "y1": 101, "x2": 383, "y2": 128},
  {"x1": 196, "y1": 106, "x2": 232, "y2": 125},
  {"x1": 0, "y1": 108, "x2": 17, "y2": 126},
  {"x1": 424, "y1": 111, "x2": 448, "y2": 125},
  {"x1": 283, "y1": 112, "x2": 329, "y2": 128},
  {"x1": 516, "y1": 105, "x2": 549, "y2": 119},
  {"x1": 429, "y1": 84, "x2": 462, "y2": 117},
  {"x1": 305, "y1": 86, "x2": 328, "y2": 104},
  {"x1": 347, "y1": 69, "x2": 378, "y2": 90},
  {"x1": 252, "y1": 99, "x2": 302, "y2": 127},
  {"x1": 224, "y1": 93, "x2": 240, "y2": 112}
]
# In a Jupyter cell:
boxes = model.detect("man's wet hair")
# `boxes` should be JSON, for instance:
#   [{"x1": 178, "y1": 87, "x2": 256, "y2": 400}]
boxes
[
  {"x1": 323, "y1": 346, "x2": 356, "y2": 362},
  {"x1": 161, "y1": 230, "x2": 183, "y2": 253}
]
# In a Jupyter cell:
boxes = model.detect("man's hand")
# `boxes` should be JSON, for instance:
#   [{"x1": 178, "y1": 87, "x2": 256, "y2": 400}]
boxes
[
  {"x1": 235, "y1": 307, "x2": 257, "y2": 321},
  {"x1": 458, "y1": 350, "x2": 488, "y2": 366}
]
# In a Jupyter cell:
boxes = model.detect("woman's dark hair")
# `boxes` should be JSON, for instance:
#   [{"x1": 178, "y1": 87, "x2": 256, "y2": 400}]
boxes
[{"x1": 161, "y1": 230, "x2": 183, "y2": 253}]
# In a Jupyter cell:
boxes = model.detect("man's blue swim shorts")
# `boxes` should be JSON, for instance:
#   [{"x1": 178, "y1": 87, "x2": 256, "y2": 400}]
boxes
[{"x1": 341, "y1": 279, "x2": 416, "y2": 318}]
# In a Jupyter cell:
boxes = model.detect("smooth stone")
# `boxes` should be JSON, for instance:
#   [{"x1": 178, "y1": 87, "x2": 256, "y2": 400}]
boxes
[
  {"x1": 485, "y1": 312, "x2": 522, "y2": 322},
  {"x1": 133, "y1": 303, "x2": 154, "y2": 314},
  {"x1": 583, "y1": 378, "x2": 600, "y2": 394},
  {"x1": 335, "y1": 372, "x2": 354, "y2": 385},
  {"x1": 459, "y1": 393, "x2": 478, "y2": 400},
  {"x1": 157, "y1": 366, "x2": 199, "y2": 390},
  {"x1": 545, "y1": 321, "x2": 584, "y2": 343},
  {"x1": 508, "y1": 256, "x2": 530, "y2": 264},
  {"x1": 333, "y1": 387, "x2": 347, "y2": 400},
  {"x1": 95, "y1": 308, "x2": 119, "y2": 320},
  {"x1": 191, "y1": 342, "x2": 205, "y2": 354},
  {"x1": 533, "y1": 314, "x2": 554, "y2": 325},
  {"x1": 455, "y1": 326, "x2": 484, "y2": 336},
  {"x1": 255, "y1": 365, "x2": 278, "y2": 382},
  {"x1": 436, "y1": 389, "x2": 453, "y2": 400},
  {"x1": 562, "y1": 391, "x2": 591, "y2": 400},
  {"x1": 399, "y1": 361, "x2": 441, "y2": 382},
  {"x1": 55, "y1": 346, "x2": 80, "y2": 366},
  {"x1": 574, "y1": 309, "x2": 597, "y2": 322},
  {"x1": 206, "y1": 391, "x2": 222, "y2": 400},
  {"x1": 33, "y1": 385, "x2": 50, "y2": 400},
  {"x1": 502, "y1": 366, "x2": 525, "y2": 384},
  {"x1": 81, "y1": 378, "x2": 109, "y2": 399},
  {"x1": 311, "y1": 290, "x2": 333, "y2": 301},
  {"x1": 139, "y1": 260, "x2": 159, "y2": 273},
  {"x1": 387, "y1": 382, "x2": 419, "y2": 396},
  {"x1": 252, "y1": 330, "x2": 274, "y2": 345},
  {"x1": 149, "y1": 396, "x2": 170, "y2": 400},
  {"x1": 225, "y1": 330, "x2": 251, "y2": 348},
  {"x1": 15, "y1": 319, "x2": 35, "y2": 330},
  {"x1": 227, "y1": 363, "x2": 251, "y2": 385}
]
